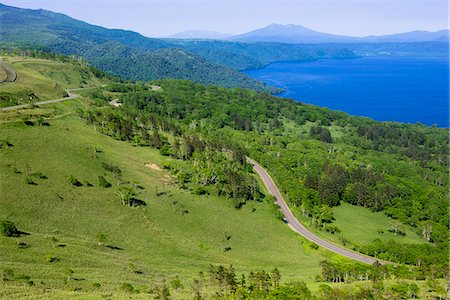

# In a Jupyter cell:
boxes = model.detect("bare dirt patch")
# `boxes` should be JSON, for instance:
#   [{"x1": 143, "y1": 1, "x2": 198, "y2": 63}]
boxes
[{"x1": 145, "y1": 163, "x2": 162, "y2": 171}]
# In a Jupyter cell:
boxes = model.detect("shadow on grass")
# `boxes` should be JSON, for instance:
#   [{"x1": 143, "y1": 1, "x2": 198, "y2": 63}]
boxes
[
  {"x1": 105, "y1": 245, "x2": 124, "y2": 251},
  {"x1": 129, "y1": 198, "x2": 146, "y2": 207}
]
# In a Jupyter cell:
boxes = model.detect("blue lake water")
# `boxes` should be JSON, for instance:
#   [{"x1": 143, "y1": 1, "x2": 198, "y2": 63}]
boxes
[{"x1": 245, "y1": 57, "x2": 449, "y2": 127}]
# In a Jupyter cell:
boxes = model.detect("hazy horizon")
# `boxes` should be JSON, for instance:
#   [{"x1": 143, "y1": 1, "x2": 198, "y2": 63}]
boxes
[{"x1": 1, "y1": 0, "x2": 448, "y2": 38}]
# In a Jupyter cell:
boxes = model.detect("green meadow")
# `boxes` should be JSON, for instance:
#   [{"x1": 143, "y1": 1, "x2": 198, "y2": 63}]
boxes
[{"x1": 0, "y1": 98, "x2": 338, "y2": 298}]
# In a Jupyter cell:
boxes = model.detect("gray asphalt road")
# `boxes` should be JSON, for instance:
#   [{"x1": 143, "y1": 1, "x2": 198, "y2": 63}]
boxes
[
  {"x1": 2, "y1": 84, "x2": 160, "y2": 112},
  {"x1": 0, "y1": 61, "x2": 17, "y2": 83},
  {"x1": 247, "y1": 157, "x2": 383, "y2": 265},
  {"x1": 0, "y1": 93, "x2": 79, "y2": 112}
]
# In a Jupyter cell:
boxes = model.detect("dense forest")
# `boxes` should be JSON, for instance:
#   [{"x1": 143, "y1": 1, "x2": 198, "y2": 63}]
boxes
[{"x1": 77, "y1": 79, "x2": 449, "y2": 281}]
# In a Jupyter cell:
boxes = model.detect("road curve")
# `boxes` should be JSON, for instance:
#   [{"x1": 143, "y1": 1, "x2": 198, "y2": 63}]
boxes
[
  {"x1": 0, "y1": 61, "x2": 17, "y2": 83},
  {"x1": 247, "y1": 157, "x2": 383, "y2": 265}
]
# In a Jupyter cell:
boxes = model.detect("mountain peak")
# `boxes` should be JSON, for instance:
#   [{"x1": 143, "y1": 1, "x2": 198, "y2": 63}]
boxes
[
  {"x1": 268, "y1": 23, "x2": 306, "y2": 28},
  {"x1": 265, "y1": 23, "x2": 312, "y2": 32}
]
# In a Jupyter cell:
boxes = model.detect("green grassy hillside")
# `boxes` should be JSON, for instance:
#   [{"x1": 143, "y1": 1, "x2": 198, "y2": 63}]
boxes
[
  {"x1": 0, "y1": 56, "x2": 107, "y2": 107},
  {"x1": 0, "y1": 57, "x2": 447, "y2": 299},
  {"x1": 0, "y1": 59, "x2": 336, "y2": 298}
]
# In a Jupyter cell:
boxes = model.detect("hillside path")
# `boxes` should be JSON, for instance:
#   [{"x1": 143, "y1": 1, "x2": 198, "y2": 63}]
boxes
[
  {"x1": 0, "y1": 87, "x2": 100, "y2": 112},
  {"x1": 0, "y1": 60, "x2": 17, "y2": 83},
  {"x1": 247, "y1": 157, "x2": 383, "y2": 265}
]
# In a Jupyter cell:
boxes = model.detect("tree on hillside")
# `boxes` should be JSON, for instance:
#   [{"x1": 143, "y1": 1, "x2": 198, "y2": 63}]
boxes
[
  {"x1": 419, "y1": 221, "x2": 433, "y2": 241},
  {"x1": 271, "y1": 268, "x2": 281, "y2": 289},
  {"x1": 0, "y1": 220, "x2": 20, "y2": 237},
  {"x1": 389, "y1": 221, "x2": 405, "y2": 236},
  {"x1": 116, "y1": 186, "x2": 137, "y2": 207},
  {"x1": 310, "y1": 125, "x2": 333, "y2": 143}
]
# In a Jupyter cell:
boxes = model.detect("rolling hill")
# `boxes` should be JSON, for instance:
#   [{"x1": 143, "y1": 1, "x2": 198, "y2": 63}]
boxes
[
  {"x1": 1, "y1": 54, "x2": 448, "y2": 299},
  {"x1": 0, "y1": 55, "x2": 337, "y2": 299}
]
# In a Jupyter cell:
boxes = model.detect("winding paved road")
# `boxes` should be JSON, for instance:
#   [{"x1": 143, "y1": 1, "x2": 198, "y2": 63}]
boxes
[
  {"x1": 0, "y1": 92, "x2": 79, "y2": 112},
  {"x1": 247, "y1": 157, "x2": 383, "y2": 265},
  {"x1": 0, "y1": 87, "x2": 103, "y2": 112},
  {"x1": 0, "y1": 61, "x2": 17, "y2": 83}
]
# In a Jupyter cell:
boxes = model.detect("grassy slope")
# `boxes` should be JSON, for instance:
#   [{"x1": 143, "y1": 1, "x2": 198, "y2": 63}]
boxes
[
  {"x1": 0, "y1": 56, "x2": 105, "y2": 107},
  {"x1": 0, "y1": 57, "x2": 440, "y2": 298},
  {"x1": 0, "y1": 96, "x2": 339, "y2": 298},
  {"x1": 332, "y1": 203, "x2": 424, "y2": 245}
]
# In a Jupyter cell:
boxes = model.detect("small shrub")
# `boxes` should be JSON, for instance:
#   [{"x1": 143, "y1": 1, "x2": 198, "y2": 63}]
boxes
[
  {"x1": 194, "y1": 186, "x2": 208, "y2": 195},
  {"x1": 120, "y1": 282, "x2": 135, "y2": 293},
  {"x1": 25, "y1": 177, "x2": 37, "y2": 185},
  {"x1": 12, "y1": 167, "x2": 21, "y2": 174},
  {"x1": 68, "y1": 175, "x2": 82, "y2": 186},
  {"x1": 310, "y1": 125, "x2": 333, "y2": 143},
  {"x1": 16, "y1": 273, "x2": 33, "y2": 286},
  {"x1": 96, "y1": 233, "x2": 108, "y2": 246},
  {"x1": 21, "y1": 116, "x2": 34, "y2": 126},
  {"x1": 46, "y1": 254, "x2": 59, "y2": 263},
  {"x1": 98, "y1": 176, "x2": 111, "y2": 188},
  {"x1": 92, "y1": 282, "x2": 101, "y2": 288},
  {"x1": 30, "y1": 172, "x2": 47, "y2": 179},
  {"x1": 2, "y1": 268, "x2": 14, "y2": 281},
  {"x1": 319, "y1": 284, "x2": 332, "y2": 294},
  {"x1": 15, "y1": 274, "x2": 30, "y2": 280},
  {"x1": 270, "y1": 202, "x2": 284, "y2": 220},
  {"x1": 17, "y1": 241, "x2": 29, "y2": 249},
  {"x1": 314, "y1": 274, "x2": 323, "y2": 282},
  {"x1": 323, "y1": 224, "x2": 341, "y2": 234},
  {"x1": 129, "y1": 263, "x2": 144, "y2": 275},
  {"x1": 65, "y1": 268, "x2": 74, "y2": 281},
  {"x1": 0, "y1": 220, "x2": 20, "y2": 237},
  {"x1": 339, "y1": 236, "x2": 350, "y2": 246},
  {"x1": 233, "y1": 198, "x2": 245, "y2": 209},
  {"x1": 0, "y1": 139, "x2": 13, "y2": 148},
  {"x1": 36, "y1": 116, "x2": 44, "y2": 126},
  {"x1": 159, "y1": 144, "x2": 173, "y2": 156},
  {"x1": 102, "y1": 162, "x2": 121, "y2": 174},
  {"x1": 309, "y1": 242, "x2": 319, "y2": 250}
]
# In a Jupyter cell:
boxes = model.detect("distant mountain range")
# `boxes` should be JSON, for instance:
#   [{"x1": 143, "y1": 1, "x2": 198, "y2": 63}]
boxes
[
  {"x1": 164, "y1": 30, "x2": 233, "y2": 40},
  {"x1": 0, "y1": 3, "x2": 280, "y2": 92},
  {"x1": 168, "y1": 23, "x2": 449, "y2": 44},
  {"x1": 0, "y1": 3, "x2": 362, "y2": 92}
]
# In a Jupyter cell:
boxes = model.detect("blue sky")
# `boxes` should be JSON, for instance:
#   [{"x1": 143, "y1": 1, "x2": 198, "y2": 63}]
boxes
[{"x1": 2, "y1": 0, "x2": 448, "y2": 37}]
